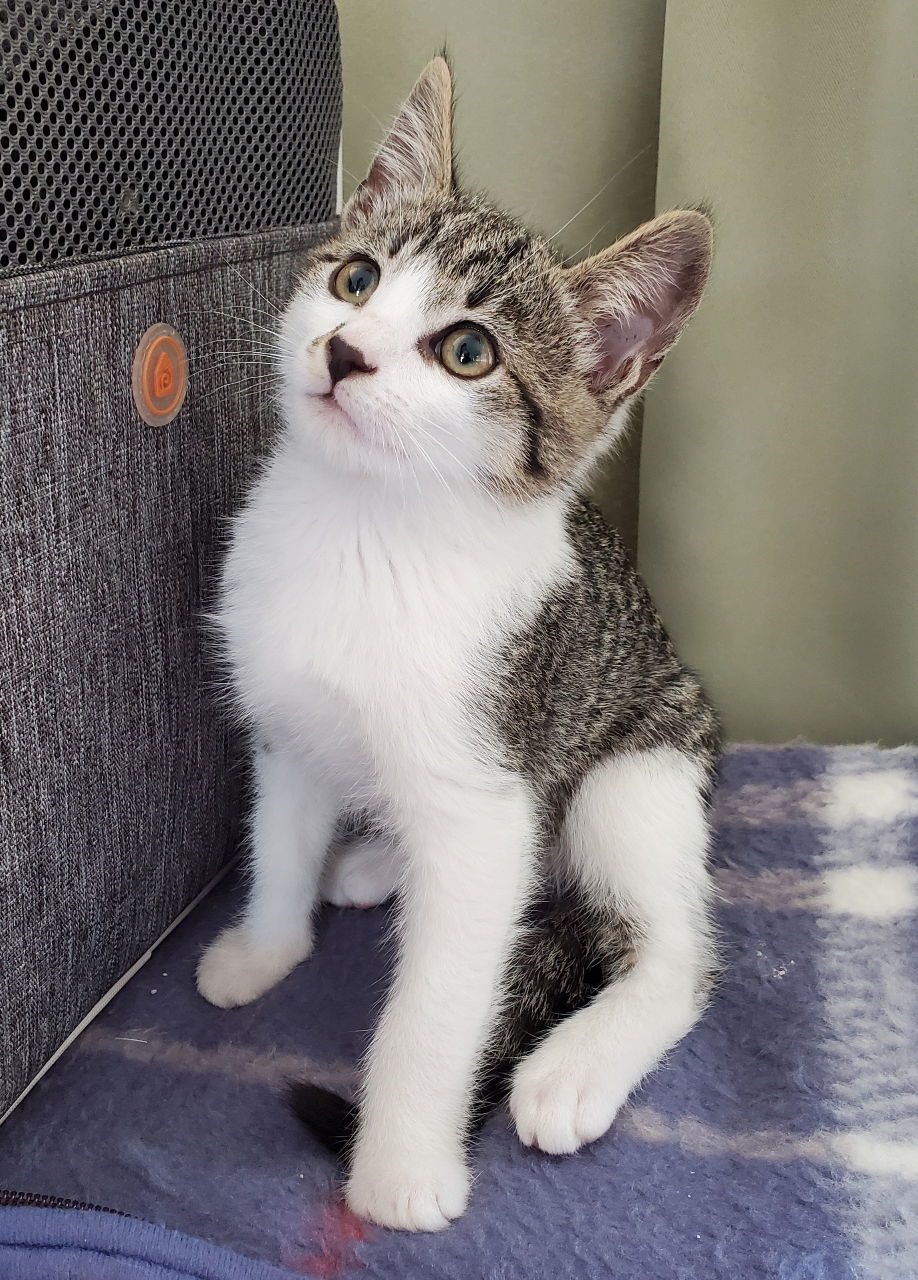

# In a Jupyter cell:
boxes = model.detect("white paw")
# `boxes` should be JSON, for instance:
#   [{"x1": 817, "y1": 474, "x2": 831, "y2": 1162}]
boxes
[
  {"x1": 346, "y1": 1148, "x2": 470, "y2": 1232},
  {"x1": 321, "y1": 837, "x2": 398, "y2": 909},
  {"x1": 196, "y1": 924, "x2": 312, "y2": 1008},
  {"x1": 510, "y1": 1037, "x2": 628, "y2": 1155}
]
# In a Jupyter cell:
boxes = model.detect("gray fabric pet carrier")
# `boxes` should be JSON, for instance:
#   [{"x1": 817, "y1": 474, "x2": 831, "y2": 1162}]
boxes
[{"x1": 0, "y1": 0, "x2": 341, "y2": 1114}]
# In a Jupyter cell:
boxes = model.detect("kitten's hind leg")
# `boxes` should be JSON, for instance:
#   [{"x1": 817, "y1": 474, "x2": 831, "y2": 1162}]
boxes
[
  {"x1": 510, "y1": 747, "x2": 716, "y2": 1154},
  {"x1": 321, "y1": 832, "x2": 400, "y2": 908},
  {"x1": 197, "y1": 745, "x2": 337, "y2": 1008}
]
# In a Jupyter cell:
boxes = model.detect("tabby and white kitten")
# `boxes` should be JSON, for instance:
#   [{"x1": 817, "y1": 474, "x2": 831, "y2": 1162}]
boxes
[{"x1": 197, "y1": 58, "x2": 720, "y2": 1231}]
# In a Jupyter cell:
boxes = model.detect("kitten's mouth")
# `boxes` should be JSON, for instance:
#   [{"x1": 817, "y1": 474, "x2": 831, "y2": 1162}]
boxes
[
  {"x1": 318, "y1": 388, "x2": 361, "y2": 437},
  {"x1": 304, "y1": 379, "x2": 394, "y2": 455},
  {"x1": 316, "y1": 387, "x2": 399, "y2": 458}
]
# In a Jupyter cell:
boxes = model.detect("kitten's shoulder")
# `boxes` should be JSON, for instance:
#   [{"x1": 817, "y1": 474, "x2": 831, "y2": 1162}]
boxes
[
  {"x1": 559, "y1": 496, "x2": 641, "y2": 604},
  {"x1": 564, "y1": 497, "x2": 631, "y2": 568}
]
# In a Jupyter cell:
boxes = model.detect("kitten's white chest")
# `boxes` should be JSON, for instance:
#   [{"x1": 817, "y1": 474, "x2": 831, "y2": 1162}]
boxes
[{"x1": 218, "y1": 447, "x2": 570, "y2": 788}]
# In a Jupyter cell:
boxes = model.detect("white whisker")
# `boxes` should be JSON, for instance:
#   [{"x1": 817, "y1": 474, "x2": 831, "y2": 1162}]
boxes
[
  {"x1": 211, "y1": 249, "x2": 288, "y2": 321},
  {"x1": 548, "y1": 144, "x2": 652, "y2": 243}
]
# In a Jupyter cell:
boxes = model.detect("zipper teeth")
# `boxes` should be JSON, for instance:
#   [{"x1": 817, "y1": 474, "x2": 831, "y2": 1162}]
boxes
[{"x1": 0, "y1": 1188, "x2": 126, "y2": 1215}]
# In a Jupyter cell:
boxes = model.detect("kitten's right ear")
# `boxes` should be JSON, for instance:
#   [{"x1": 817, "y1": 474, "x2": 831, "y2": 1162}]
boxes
[
  {"x1": 345, "y1": 57, "x2": 454, "y2": 218},
  {"x1": 565, "y1": 210, "x2": 713, "y2": 401}
]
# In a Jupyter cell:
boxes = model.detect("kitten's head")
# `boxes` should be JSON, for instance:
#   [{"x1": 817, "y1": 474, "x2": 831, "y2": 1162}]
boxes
[{"x1": 279, "y1": 57, "x2": 711, "y2": 501}]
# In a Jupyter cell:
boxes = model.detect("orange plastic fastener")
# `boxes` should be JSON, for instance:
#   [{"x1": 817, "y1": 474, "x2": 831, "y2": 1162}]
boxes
[{"x1": 132, "y1": 323, "x2": 187, "y2": 425}]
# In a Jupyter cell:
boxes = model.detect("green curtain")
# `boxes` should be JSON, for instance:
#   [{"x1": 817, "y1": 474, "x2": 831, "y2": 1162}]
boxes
[{"x1": 642, "y1": 0, "x2": 918, "y2": 744}]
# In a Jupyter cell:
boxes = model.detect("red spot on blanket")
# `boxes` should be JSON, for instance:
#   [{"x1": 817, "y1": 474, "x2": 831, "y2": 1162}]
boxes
[{"x1": 286, "y1": 1196, "x2": 374, "y2": 1277}]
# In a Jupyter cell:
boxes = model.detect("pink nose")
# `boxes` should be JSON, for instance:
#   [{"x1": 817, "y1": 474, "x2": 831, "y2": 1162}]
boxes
[{"x1": 327, "y1": 335, "x2": 375, "y2": 387}]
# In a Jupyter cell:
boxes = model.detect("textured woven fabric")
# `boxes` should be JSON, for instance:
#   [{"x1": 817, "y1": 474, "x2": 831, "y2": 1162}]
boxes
[
  {"x1": 1, "y1": 745, "x2": 916, "y2": 1277},
  {"x1": 0, "y1": 222, "x2": 336, "y2": 1114}
]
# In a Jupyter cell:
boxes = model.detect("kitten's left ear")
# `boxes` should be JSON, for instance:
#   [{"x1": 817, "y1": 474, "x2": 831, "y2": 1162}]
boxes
[
  {"x1": 345, "y1": 57, "x2": 454, "y2": 217},
  {"x1": 565, "y1": 210, "x2": 713, "y2": 399}
]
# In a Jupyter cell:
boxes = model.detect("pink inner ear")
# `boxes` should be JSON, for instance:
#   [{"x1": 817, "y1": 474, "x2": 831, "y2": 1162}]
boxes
[
  {"x1": 594, "y1": 312, "x2": 656, "y2": 387},
  {"x1": 574, "y1": 212, "x2": 713, "y2": 394}
]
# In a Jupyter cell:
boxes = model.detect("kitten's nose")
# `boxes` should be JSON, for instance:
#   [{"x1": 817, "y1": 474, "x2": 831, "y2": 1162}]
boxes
[{"x1": 327, "y1": 334, "x2": 375, "y2": 387}]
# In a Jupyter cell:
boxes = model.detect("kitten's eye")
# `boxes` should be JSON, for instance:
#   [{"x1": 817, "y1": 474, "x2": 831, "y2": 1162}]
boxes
[
  {"x1": 332, "y1": 258, "x2": 380, "y2": 304},
  {"x1": 437, "y1": 326, "x2": 497, "y2": 379}
]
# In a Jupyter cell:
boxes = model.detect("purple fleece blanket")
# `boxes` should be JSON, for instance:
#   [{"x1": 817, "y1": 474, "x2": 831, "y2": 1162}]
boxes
[{"x1": 1, "y1": 745, "x2": 916, "y2": 1279}]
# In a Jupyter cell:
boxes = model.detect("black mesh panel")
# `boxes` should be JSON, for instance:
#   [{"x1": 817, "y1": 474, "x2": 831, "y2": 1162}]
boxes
[{"x1": 0, "y1": 0, "x2": 341, "y2": 276}]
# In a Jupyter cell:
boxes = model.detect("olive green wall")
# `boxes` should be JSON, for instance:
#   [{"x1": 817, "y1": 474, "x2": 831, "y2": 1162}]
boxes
[
  {"x1": 641, "y1": 1, "x2": 918, "y2": 744},
  {"x1": 336, "y1": 0, "x2": 667, "y2": 552}
]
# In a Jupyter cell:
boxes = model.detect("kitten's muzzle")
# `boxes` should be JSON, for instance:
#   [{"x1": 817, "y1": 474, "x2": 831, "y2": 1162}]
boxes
[{"x1": 327, "y1": 334, "x2": 376, "y2": 388}]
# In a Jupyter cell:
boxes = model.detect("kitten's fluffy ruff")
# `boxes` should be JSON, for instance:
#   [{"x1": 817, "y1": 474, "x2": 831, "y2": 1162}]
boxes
[{"x1": 197, "y1": 57, "x2": 719, "y2": 1231}]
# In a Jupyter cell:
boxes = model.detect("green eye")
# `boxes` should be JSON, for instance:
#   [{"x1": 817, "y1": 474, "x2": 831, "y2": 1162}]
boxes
[
  {"x1": 332, "y1": 258, "x2": 380, "y2": 304},
  {"x1": 437, "y1": 326, "x2": 497, "y2": 379}
]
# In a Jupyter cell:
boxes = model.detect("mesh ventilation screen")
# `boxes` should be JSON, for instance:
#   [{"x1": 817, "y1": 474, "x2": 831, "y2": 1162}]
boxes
[{"x1": 1, "y1": 0, "x2": 341, "y2": 276}]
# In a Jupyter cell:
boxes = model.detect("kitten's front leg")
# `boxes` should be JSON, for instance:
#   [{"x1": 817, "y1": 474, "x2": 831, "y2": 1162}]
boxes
[
  {"x1": 346, "y1": 783, "x2": 536, "y2": 1231},
  {"x1": 197, "y1": 744, "x2": 337, "y2": 1008}
]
